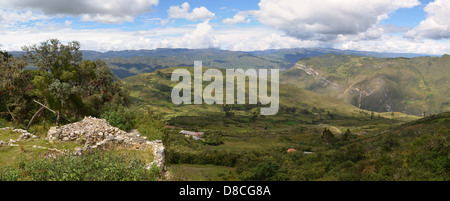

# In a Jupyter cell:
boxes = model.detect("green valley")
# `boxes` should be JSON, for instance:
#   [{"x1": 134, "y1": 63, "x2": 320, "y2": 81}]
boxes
[
  {"x1": 120, "y1": 66, "x2": 448, "y2": 181},
  {"x1": 0, "y1": 40, "x2": 448, "y2": 181}
]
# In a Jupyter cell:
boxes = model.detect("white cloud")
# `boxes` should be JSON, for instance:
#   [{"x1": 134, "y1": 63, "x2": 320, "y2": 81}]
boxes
[
  {"x1": 0, "y1": 0, "x2": 159, "y2": 24},
  {"x1": 223, "y1": 11, "x2": 253, "y2": 24},
  {"x1": 0, "y1": 9, "x2": 50, "y2": 31},
  {"x1": 64, "y1": 20, "x2": 72, "y2": 26},
  {"x1": 213, "y1": 27, "x2": 320, "y2": 51},
  {"x1": 254, "y1": 0, "x2": 420, "y2": 41},
  {"x1": 405, "y1": 0, "x2": 450, "y2": 40},
  {"x1": 0, "y1": 9, "x2": 49, "y2": 24},
  {"x1": 0, "y1": 0, "x2": 448, "y2": 55},
  {"x1": 1, "y1": 20, "x2": 449, "y2": 55},
  {"x1": 158, "y1": 20, "x2": 219, "y2": 49},
  {"x1": 80, "y1": 14, "x2": 134, "y2": 24},
  {"x1": 0, "y1": 20, "x2": 219, "y2": 52},
  {"x1": 338, "y1": 34, "x2": 450, "y2": 55},
  {"x1": 166, "y1": 2, "x2": 215, "y2": 22}
]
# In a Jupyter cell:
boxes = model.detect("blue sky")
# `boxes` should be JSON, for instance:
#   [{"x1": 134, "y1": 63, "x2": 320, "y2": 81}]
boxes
[{"x1": 0, "y1": 0, "x2": 449, "y2": 55}]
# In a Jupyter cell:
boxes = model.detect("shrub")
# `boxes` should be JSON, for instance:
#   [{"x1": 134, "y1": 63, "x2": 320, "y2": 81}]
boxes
[
  {"x1": 100, "y1": 106, "x2": 135, "y2": 131},
  {"x1": 203, "y1": 132, "x2": 224, "y2": 146},
  {"x1": 136, "y1": 111, "x2": 167, "y2": 142},
  {"x1": 382, "y1": 135, "x2": 400, "y2": 152},
  {"x1": 0, "y1": 150, "x2": 159, "y2": 181}
]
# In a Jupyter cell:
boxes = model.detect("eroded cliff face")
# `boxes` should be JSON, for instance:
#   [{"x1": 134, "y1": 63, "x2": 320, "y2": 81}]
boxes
[
  {"x1": 284, "y1": 54, "x2": 450, "y2": 116},
  {"x1": 293, "y1": 63, "x2": 404, "y2": 112}
]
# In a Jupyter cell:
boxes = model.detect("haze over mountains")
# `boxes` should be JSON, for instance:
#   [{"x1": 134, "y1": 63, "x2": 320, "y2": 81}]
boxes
[
  {"x1": 82, "y1": 48, "x2": 435, "y2": 79},
  {"x1": 10, "y1": 48, "x2": 435, "y2": 79}
]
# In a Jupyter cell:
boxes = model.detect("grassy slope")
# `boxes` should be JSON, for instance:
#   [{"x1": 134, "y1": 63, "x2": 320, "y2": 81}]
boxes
[
  {"x1": 120, "y1": 66, "x2": 448, "y2": 181},
  {"x1": 358, "y1": 112, "x2": 450, "y2": 180},
  {"x1": 123, "y1": 66, "x2": 416, "y2": 120},
  {"x1": 281, "y1": 54, "x2": 450, "y2": 116},
  {"x1": 123, "y1": 66, "x2": 418, "y2": 153},
  {"x1": 167, "y1": 164, "x2": 239, "y2": 181}
]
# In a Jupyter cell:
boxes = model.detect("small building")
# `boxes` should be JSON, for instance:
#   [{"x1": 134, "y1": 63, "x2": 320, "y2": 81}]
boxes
[
  {"x1": 180, "y1": 130, "x2": 204, "y2": 140},
  {"x1": 287, "y1": 148, "x2": 297, "y2": 153}
]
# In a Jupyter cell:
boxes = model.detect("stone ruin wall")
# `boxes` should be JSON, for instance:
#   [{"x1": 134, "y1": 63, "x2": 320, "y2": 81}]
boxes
[{"x1": 46, "y1": 116, "x2": 166, "y2": 171}]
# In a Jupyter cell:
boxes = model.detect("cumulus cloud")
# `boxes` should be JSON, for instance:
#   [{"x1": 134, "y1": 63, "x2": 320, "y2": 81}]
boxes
[
  {"x1": 405, "y1": 0, "x2": 450, "y2": 40},
  {"x1": 0, "y1": 0, "x2": 159, "y2": 23},
  {"x1": 338, "y1": 34, "x2": 450, "y2": 55},
  {"x1": 80, "y1": 14, "x2": 134, "y2": 24},
  {"x1": 0, "y1": 20, "x2": 219, "y2": 52},
  {"x1": 165, "y1": 2, "x2": 215, "y2": 23},
  {"x1": 222, "y1": 11, "x2": 254, "y2": 24},
  {"x1": 1, "y1": 20, "x2": 449, "y2": 55},
  {"x1": 0, "y1": 9, "x2": 50, "y2": 30},
  {"x1": 0, "y1": 9, "x2": 48, "y2": 23},
  {"x1": 254, "y1": 0, "x2": 420, "y2": 41},
  {"x1": 158, "y1": 20, "x2": 219, "y2": 49}
]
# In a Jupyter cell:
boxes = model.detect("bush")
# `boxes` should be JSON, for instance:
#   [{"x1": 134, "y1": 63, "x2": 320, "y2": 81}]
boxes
[
  {"x1": 0, "y1": 150, "x2": 160, "y2": 181},
  {"x1": 0, "y1": 118, "x2": 7, "y2": 127},
  {"x1": 136, "y1": 111, "x2": 167, "y2": 142},
  {"x1": 203, "y1": 132, "x2": 224, "y2": 146},
  {"x1": 100, "y1": 106, "x2": 135, "y2": 131},
  {"x1": 382, "y1": 135, "x2": 400, "y2": 152}
]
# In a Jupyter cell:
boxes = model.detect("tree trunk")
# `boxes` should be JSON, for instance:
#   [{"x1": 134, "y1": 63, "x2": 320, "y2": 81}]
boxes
[
  {"x1": 26, "y1": 106, "x2": 44, "y2": 130},
  {"x1": 43, "y1": 110, "x2": 46, "y2": 130},
  {"x1": 32, "y1": 99, "x2": 70, "y2": 124},
  {"x1": 5, "y1": 104, "x2": 15, "y2": 122},
  {"x1": 56, "y1": 110, "x2": 60, "y2": 127}
]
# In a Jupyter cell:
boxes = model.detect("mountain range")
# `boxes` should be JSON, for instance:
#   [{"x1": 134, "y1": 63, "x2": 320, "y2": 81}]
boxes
[{"x1": 10, "y1": 48, "x2": 435, "y2": 79}]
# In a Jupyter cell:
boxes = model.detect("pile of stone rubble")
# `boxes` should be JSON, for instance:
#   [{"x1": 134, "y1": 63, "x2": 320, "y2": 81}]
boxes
[
  {"x1": 46, "y1": 116, "x2": 166, "y2": 171},
  {"x1": 0, "y1": 117, "x2": 166, "y2": 171},
  {"x1": 0, "y1": 127, "x2": 38, "y2": 147}
]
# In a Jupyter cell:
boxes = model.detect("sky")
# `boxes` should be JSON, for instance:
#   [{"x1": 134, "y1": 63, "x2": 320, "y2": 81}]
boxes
[{"x1": 0, "y1": 0, "x2": 450, "y2": 55}]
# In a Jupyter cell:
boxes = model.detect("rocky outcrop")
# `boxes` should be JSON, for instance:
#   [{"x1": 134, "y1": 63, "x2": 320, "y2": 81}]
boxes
[
  {"x1": 46, "y1": 116, "x2": 166, "y2": 171},
  {"x1": 295, "y1": 63, "x2": 341, "y2": 90}
]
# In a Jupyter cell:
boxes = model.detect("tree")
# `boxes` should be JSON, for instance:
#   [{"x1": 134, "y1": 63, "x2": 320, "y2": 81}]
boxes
[
  {"x1": 249, "y1": 108, "x2": 259, "y2": 122},
  {"x1": 322, "y1": 128, "x2": 335, "y2": 143},
  {"x1": 22, "y1": 39, "x2": 130, "y2": 127},
  {"x1": 222, "y1": 104, "x2": 234, "y2": 117},
  {"x1": 22, "y1": 39, "x2": 82, "y2": 125},
  {"x1": 0, "y1": 50, "x2": 29, "y2": 123},
  {"x1": 382, "y1": 135, "x2": 399, "y2": 151},
  {"x1": 342, "y1": 128, "x2": 352, "y2": 142},
  {"x1": 22, "y1": 39, "x2": 82, "y2": 73}
]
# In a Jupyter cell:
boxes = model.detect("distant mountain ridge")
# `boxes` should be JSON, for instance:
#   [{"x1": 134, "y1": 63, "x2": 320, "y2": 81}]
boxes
[
  {"x1": 81, "y1": 48, "x2": 434, "y2": 60},
  {"x1": 10, "y1": 48, "x2": 436, "y2": 79}
]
